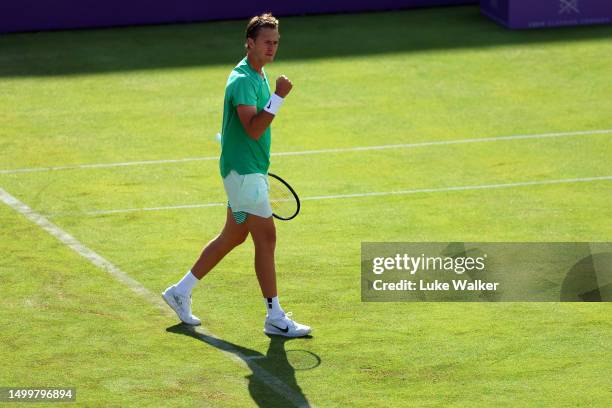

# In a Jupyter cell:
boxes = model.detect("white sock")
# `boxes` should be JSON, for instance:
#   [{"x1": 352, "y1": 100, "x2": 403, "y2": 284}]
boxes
[
  {"x1": 175, "y1": 270, "x2": 199, "y2": 295},
  {"x1": 264, "y1": 296, "x2": 285, "y2": 319}
]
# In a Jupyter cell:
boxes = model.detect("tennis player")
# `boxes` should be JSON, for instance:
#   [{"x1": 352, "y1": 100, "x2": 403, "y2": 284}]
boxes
[{"x1": 162, "y1": 13, "x2": 311, "y2": 338}]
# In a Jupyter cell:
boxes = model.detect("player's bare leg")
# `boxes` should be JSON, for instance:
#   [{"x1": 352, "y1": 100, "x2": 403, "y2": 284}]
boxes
[
  {"x1": 247, "y1": 214, "x2": 311, "y2": 337},
  {"x1": 190, "y1": 208, "x2": 249, "y2": 279},
  {"x1": 246, "y1": 214, "x2": 278, "y2": 298},
  {"x1": 162, "y1": 208, "x2": 248, "y2": 325}
]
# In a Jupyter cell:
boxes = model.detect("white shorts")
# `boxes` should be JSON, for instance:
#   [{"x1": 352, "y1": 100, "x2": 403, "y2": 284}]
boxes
[{"x1": 223, "y1": 170, "x2": 272, "y2": 219}]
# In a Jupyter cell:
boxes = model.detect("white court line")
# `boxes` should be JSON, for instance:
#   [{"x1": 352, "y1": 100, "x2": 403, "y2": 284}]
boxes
[
  {"x1": 300, "y1": 176, "x2": 612, "y2": 201},
  {"x1": 0, "y1": 187, "x2": 315, "y2": 408},
  {"x1": 1, "y1": 128, "x2": 611, "y2": 175},
  {"x1": 81, "y1": 202, "x2": 226, "y2": 216},
  {"x1": 59, "y1": 175, "x2": 612, "y2": 217}
]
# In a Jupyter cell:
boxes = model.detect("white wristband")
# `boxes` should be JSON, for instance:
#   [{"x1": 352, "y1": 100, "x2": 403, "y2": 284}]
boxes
[{"x1": 263, "y1": 93, "x2": 284, "y2": 115}]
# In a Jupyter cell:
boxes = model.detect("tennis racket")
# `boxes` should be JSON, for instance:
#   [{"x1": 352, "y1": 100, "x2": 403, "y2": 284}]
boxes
[{"x1": 268, "y1": 173, "x2": 300, "y2": 220}]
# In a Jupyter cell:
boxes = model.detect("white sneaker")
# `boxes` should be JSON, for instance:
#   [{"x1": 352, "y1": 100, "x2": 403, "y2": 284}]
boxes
[
  {"x1": 161, "y1": 285, "x2": 201, "y2": 326},
  {"x1": 264, "y1": 312, "x2": 311, "y2": 337}
]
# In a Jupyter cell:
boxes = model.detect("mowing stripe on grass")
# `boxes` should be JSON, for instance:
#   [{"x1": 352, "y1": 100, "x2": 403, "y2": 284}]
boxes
[
  {"x1": 0, "y1": 187, "x2": 315, "y2": 408},
  {"x1": 56, "y1": 175, "x2": 612, "y2": 217},
  {"x1": 299, "y1": 175, "x2": 612, "y2": 202},
  {"x1": 1, "y1": 128, "x2": 611, "y2": 174}
]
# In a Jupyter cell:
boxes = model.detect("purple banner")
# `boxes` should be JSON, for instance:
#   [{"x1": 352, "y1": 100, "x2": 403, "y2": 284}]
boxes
[
  {"x1": 481, "y1": 0, "x2": 612, "y2": 29},
  {"x1": 1, "y1": 0, "x2": 474, "y2": 34}
]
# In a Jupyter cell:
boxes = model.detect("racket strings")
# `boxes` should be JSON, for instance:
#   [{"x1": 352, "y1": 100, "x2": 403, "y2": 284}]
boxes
[{"x1": 268, "y1": 176, "x2": 298, "y2": 219}]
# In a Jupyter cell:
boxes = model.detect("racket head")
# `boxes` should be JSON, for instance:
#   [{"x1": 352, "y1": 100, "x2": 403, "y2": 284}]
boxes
[{"x1": 268, "y1": 172, "x2": 300, "y2": 221}]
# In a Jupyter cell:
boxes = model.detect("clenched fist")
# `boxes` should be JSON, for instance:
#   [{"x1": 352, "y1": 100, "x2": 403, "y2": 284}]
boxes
[{"x1": 275, "y1": 75, "x2": 293, "y2": 98}]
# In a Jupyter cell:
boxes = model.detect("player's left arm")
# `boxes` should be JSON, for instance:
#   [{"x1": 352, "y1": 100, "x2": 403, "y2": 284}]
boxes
[
  {"x1": 236, "y1": 75, "x2": 293, "y2": 141},
  {"x1": 236, "y1": 105, "x2": 274, "y2": 140}
]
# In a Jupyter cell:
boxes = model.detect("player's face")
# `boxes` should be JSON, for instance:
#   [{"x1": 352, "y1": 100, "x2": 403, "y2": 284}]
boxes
[{"x1": 250, "y1": 28, "x2": 280, "y2": 64}]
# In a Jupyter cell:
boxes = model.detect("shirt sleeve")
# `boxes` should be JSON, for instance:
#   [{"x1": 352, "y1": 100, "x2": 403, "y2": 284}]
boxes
[{"x1": 232, "y1": 76, "x2": 257, "y2": 107}]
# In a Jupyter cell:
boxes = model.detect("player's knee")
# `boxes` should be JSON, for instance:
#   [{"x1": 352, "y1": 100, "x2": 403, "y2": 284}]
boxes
[
  {"x1": 267, "y1": 229, "x2": 277, "y2": 246},
  {"x1": 234, "y1": 231, "x2": 249, "y2": 247},
  {"x1": 219, "y1": 230, "x2": 248, "y2": 249},
  {"x1": 254, "y1": 228, "x2": 276, "y2": 248},
  {"x1": 228, "y1": 231, "x2": 248, "y2": 248}
]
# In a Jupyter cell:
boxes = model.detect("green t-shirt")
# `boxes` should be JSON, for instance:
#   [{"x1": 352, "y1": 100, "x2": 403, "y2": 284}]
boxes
[{"x1": 219, "y1": 57, "x2": 272, "y2": 177}]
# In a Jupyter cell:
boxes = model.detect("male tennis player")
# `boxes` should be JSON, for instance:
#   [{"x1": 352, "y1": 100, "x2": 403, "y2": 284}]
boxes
[{"x1": 162, "y1": 13, "x2": 311, "y2": 338}]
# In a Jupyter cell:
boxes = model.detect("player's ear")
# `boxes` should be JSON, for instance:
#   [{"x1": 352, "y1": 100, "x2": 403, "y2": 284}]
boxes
[{"x1": 246, "y1": 37, "x2": 255, "y2": 50}]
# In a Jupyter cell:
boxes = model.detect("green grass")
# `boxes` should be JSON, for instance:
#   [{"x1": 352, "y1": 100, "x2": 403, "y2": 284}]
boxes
[{"x1": 1, "y1": 5, "x2": 611, "y2": 407}]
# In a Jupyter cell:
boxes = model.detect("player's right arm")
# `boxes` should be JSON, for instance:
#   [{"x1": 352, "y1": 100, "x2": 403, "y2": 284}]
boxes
[{"x1": 237, "y1": 75, "x2": 292, "y2": 141}]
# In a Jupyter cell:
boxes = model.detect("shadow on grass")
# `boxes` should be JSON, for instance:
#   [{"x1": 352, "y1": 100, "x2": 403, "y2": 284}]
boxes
[
  {"x1": 1, "y1": 5, "x2": 611, "y2": 78},
  {"x1": 166, "y1": 323, "x2": 318, "y2": 407}
]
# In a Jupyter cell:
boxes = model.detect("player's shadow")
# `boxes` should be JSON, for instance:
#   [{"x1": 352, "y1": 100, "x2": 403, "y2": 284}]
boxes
[
  {"x1": 2, "y1": 5, "x2": 611, "y2": 77},
  {"x1": 166, "y1": 323, "x2": 317, "y2": 408}
]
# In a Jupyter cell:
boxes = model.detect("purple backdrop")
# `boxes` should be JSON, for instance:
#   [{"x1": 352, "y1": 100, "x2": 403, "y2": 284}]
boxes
[
  {"x1": 1, "y1": 0, "x2": 474, "y2": 34},
  {"x1": 481, "y1": 0, "x2": 612, "y2": 29}
]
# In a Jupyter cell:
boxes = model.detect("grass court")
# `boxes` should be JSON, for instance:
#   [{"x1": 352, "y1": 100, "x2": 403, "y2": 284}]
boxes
[{"x1": 1, "y1": 5, "x2": 611, "y2": 407}]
